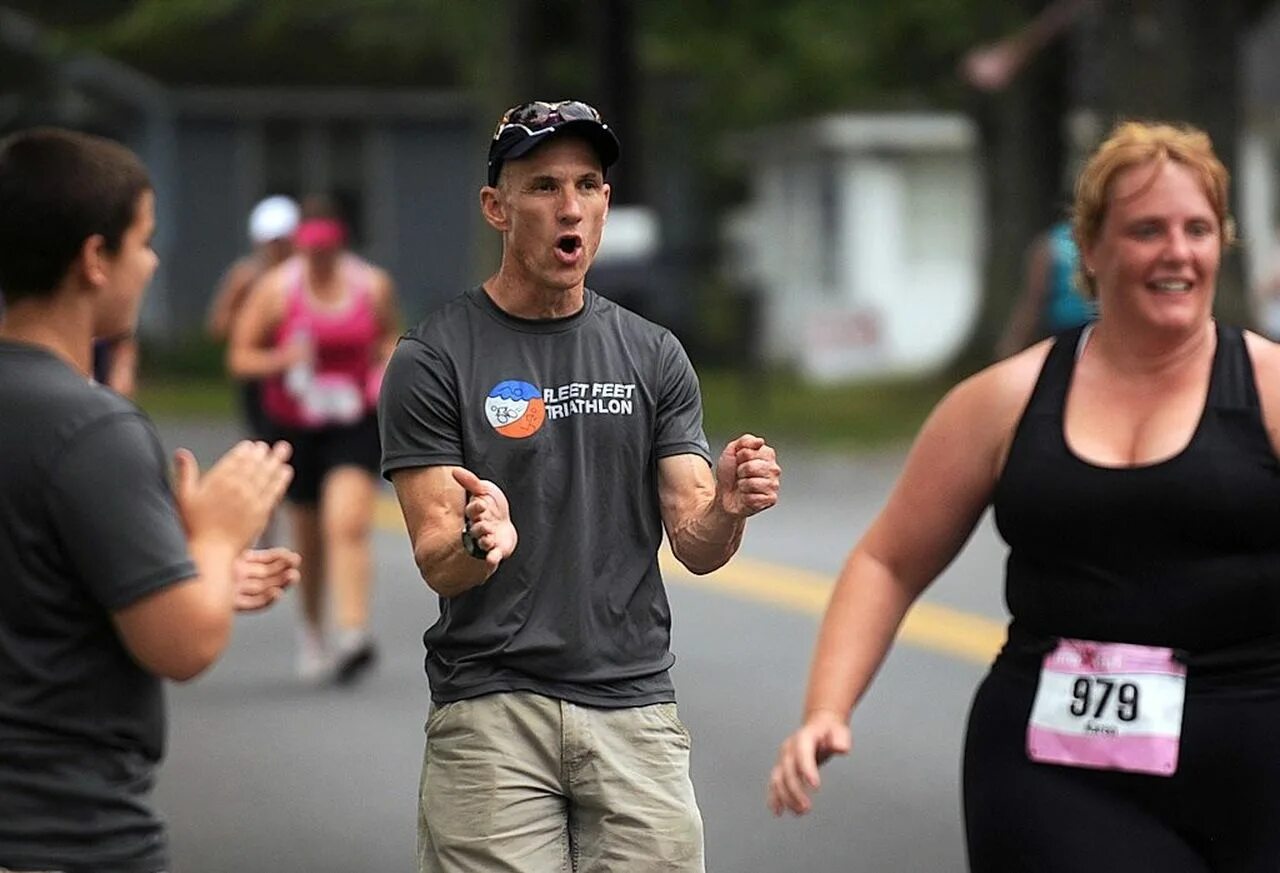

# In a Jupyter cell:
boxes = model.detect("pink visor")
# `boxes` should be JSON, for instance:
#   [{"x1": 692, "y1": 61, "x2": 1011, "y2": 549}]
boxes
[{"x1": 295, "y1": 218, "x2": 347, "y2": 250}]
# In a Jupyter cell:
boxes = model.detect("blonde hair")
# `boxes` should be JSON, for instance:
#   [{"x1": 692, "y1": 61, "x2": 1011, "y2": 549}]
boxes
[{"x1": 1071, "y1": 120, "x2": 1235, "y2": 298}]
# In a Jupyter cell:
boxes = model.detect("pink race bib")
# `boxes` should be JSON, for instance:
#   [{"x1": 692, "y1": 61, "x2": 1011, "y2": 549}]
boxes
[{"x1": 1026, "y1": 639, "x2": 1186, "y2": 777}]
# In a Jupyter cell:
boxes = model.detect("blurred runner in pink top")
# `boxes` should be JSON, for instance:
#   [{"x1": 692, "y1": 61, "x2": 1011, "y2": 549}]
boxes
[{"x1": 229, "y1": 196, "x2": 400, "y2": 684}]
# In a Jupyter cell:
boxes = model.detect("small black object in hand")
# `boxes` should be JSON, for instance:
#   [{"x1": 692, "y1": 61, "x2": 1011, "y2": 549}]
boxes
[{"x1": 461, "y1": 521, "x2": 487, "y2": 560}]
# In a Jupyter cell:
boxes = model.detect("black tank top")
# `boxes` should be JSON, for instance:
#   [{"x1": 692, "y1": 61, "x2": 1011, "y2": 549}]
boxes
[{"x1": 994, "y1": 322, "x2": 1280, "y2": 669}]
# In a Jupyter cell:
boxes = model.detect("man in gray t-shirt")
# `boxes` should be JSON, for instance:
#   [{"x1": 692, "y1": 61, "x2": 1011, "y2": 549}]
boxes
[
  {"x1": 379, "y1": 100, "x2": 782, "y2": 872},
  {"x1": 0, "y1": 127, "x2": 297, "y2": 873}
]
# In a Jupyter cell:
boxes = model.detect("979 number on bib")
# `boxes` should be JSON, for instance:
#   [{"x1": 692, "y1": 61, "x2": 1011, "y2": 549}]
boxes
[{"x1": 1069, "y1": 677, "x2": 1139, "y2": 722}]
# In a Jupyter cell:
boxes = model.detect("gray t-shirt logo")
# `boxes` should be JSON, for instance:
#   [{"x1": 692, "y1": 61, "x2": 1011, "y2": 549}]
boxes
[
  {"x1": 484, "y1": 379, "x2": 546, "y2": 438},
  {"x1": 484, "y1": 377, "x2": 638, "y2": 438}
]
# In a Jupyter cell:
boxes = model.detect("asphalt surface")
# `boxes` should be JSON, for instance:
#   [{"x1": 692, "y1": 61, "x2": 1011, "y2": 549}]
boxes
[{"x1": 150, "y1": 418, "x2": 1007, "y2": 873}]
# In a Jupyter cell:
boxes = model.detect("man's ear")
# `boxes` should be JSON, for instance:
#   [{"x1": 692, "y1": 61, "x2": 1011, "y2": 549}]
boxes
[
  {"x1": 480, "y1": 186, "x2": 510, "y2": 232},
  {"x1": 76, "y1": 234, "x2": 110, "y2": 289}
]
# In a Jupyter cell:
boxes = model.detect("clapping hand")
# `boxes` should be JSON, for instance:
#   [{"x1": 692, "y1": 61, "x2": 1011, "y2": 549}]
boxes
[{"x1": 232, "y1": 547, "x2": 301, "y2": 612}]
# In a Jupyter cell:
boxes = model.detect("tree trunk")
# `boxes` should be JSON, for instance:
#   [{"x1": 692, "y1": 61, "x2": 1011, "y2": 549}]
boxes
[
  {"x1": 589, "y1": 0, "x2": 640, "y2": 204},
  {"x1": 956, "y1": 3, "x2": 1069, "y2": 374},
  {"x1": 1094, "y1": 0, "x2": 1250, "y2": 327}
]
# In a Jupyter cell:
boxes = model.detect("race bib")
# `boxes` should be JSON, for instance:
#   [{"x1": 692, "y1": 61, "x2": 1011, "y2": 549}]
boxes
[
  {"x1": 1026, "y1": 639, "x2": 1186, "y2": 777},
  {"x1": 297, "y1": 373, "x2": 364, "y2": 425}
]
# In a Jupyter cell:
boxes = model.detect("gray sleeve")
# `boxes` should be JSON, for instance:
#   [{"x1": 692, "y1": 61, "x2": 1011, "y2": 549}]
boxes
[
  {"x1": 45, "y1": 414, "x2": 196, "y2": 611},
  {"x1": 378, "y1": 336, "x2": 464, "y2": 478},
  {"x1": 655, "y1": 332, "x2": 712, "y2": 463}
]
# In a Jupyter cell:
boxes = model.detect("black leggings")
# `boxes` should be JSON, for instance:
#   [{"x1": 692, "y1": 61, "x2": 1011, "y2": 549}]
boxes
[{"x1": 964, "y1": 664, "x2": 1280, "y2": 873}]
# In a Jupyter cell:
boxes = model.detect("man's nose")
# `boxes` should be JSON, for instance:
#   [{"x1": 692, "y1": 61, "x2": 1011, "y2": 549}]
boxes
[{"x1": 558, "y1": 188, "x2": 584, "y2": 222}]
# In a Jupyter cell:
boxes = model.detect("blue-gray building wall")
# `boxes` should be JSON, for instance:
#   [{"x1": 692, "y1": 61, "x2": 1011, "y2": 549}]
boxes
[
  {"x1": 144, "y1": 109, "x2": 480, "y2": 337},
  {"x1": 169, "y1": 119, "x2": 243, "y2": 335},
  {"x1": 388, "y1": 119, "x2": 480, "y2": 323}
]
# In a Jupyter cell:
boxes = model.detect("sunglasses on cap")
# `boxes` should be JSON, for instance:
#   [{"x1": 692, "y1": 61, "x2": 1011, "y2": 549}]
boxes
[
  {"x1": 487, "y1": 99, "x2": 619, "y2": 187},
  {"x1": 492, "y1": 100, "x2": 605, "y2": 140}
]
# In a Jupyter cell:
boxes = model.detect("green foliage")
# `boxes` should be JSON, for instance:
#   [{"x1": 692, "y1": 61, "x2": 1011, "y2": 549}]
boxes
[
  {"x1": 639, "y1": 0, "x2": 1024, "y2": 127},
  {"x1": 135, "y1": 377, "x2": 235, "y2": 419},
  {"x1": 698, "y1": 366, "x2": 949, "y2": 449},
  {"x1": 27, "y1": 0, "x2": 502, "y2": 86},
  {"x1": 138, "y1": 333, "x2": 226, "y2": 379},
  {"x1": 13, "y1": 0, "x2": 1029, "y2": 109}
]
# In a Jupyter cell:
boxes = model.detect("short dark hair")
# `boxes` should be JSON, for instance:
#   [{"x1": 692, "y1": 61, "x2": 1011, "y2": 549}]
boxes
[{"x1": 0, "y1": 127, "x2": 151, "y2": 303}]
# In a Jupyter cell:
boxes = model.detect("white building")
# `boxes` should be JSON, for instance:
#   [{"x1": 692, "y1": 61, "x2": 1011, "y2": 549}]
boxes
[{"x1": 729, "y1": 113, "x2": 982, "y2": 382}]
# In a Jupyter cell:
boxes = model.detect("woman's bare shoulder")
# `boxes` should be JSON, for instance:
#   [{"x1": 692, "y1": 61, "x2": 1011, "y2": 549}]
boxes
[{"x1": 945, "y1": 340, "x2": 1052, "y2": 429}]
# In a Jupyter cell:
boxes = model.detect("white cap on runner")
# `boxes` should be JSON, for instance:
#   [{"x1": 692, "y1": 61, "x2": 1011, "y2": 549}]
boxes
[{"x1": 248, "y1": 195, "x2": 301, "y2": 244}]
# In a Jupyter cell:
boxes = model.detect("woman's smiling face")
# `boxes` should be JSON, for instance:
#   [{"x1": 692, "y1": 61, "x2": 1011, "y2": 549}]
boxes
[{"x1": 1083, "y1": 159, "x2": 1221, "y2": 332}]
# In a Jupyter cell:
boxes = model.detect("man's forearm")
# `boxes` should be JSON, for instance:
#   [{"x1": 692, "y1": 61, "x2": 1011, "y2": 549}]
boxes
[
  {"x1": 413, "y1": 528, "x2": 492, "y2": 597},
  {"x1": 669, "y1": 502, "x2": 746, "y2": 575}
]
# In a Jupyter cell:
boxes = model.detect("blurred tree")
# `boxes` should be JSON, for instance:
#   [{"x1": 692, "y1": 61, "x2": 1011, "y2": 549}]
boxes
[
  {"x1": 9, "y1": 1, "x2": 1017, "y2": 144},
  {"x1": 956, "y1": 0, "x2": 1079, "y2": 370},
  {"x1": 8, "y1": 0, "x2": 1011, "y2": 109},
  {"x1": 1, "y1": 0, "x2": 499, "y2": 86},
  {"x1": 640, "y1": 0, "x2": 1020, "y2": 124},
  {"x1": 497, "y1": 1, "x2": 640, "y2": 201}
]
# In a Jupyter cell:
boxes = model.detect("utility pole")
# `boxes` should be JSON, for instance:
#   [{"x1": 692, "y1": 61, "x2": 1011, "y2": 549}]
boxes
[
  {"x1": 956, "y1": 0, "x2": 1074, "y2": 371},
  {"x1": 1090, "y1": 0, "x2": 1254, "y2": 326},
  {"x1": 589, "y1": 0, "x2": 639, "y2": 204}
]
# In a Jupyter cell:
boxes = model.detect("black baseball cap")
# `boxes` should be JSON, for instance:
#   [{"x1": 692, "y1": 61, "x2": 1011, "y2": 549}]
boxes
[{"x1": 487, "y1": 100, "x2": 621, "y2": 187}]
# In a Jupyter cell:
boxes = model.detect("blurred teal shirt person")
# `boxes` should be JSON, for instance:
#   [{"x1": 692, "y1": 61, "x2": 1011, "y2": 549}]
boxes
[
  {"x1": 997, "y1": 219, "x2": 1096, "y2": 358},
  {"x1": 1043, "y1": 221, "x2": 1094, "y2": 332}
]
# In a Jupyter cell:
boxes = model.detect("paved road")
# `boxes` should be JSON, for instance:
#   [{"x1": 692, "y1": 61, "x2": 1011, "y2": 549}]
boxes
[{"x1": 151, "y1": 420, "x2": 1008, "y2": 872}]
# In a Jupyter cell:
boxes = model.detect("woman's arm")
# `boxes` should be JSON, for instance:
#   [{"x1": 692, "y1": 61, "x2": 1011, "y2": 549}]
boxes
[
  {"x1": 768, "y1": 350, "x2": 1044, "y2": 815},
  {"x1": 226, "y1": 268, "x2": 304, "y2": 379},
  {"x1": 206, "y1": 259, "x2": 257, "y2": 342}
]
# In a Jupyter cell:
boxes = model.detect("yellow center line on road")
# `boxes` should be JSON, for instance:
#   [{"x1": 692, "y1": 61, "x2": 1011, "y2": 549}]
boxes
[
  {"x1": 374, "y1": 496, "x2": 1005, "y2": 666},
  {"x1": 656, "y1": 552, "x2": 1004, "y2": 665}
]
